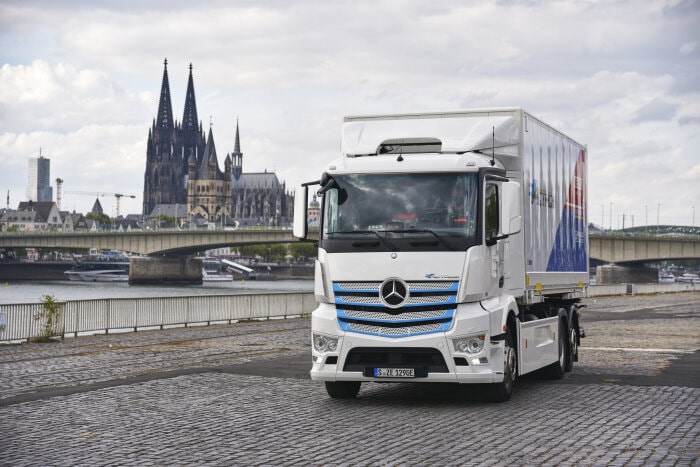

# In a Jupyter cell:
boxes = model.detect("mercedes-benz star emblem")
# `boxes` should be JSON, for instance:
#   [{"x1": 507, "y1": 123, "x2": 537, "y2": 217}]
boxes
[{"x1": 379, "y1": 278, "x2": 409, "y2": 308}]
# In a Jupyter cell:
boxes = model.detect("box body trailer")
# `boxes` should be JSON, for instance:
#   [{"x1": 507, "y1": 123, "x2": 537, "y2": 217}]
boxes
[{"x1": 294, "y1": 108, "x2": 588, "y2": 401}]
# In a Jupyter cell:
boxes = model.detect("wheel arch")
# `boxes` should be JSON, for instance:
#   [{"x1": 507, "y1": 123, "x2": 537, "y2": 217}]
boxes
[{"x1": 488, "y1": 295, "x2": 519, "y2": 341}]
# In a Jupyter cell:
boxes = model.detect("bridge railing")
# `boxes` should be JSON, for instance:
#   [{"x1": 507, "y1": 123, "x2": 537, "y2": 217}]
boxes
[
  {"x1": 0, "y1": 292, "x2": 317, "y2": 343},
  {"x1": 0, "y1": 225, "x2": 309, "y2": 236}
]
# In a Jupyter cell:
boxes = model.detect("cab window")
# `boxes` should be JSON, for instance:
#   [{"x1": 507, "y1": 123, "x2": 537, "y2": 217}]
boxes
[{"x1": 485, "y1": 184, "x2": 499, "y2": 241}]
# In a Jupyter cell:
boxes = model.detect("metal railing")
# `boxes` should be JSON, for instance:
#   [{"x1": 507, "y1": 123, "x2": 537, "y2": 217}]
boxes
[
  {"x1": 2, "y1": 284, "x2": 697, "y2": 343},
  {"x1": 0, "y1": 292, "x2": 316, "y2": 343}
]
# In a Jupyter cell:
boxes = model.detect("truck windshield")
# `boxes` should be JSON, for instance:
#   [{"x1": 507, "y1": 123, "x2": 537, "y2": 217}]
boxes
[{"x1": 321, "y1": 173, "x2": 479, "y2": 252}]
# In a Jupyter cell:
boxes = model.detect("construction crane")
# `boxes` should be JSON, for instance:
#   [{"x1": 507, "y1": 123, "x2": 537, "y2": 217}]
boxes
[{"x1": 64, "y1": 191, "x2": 136, "y2": 218}]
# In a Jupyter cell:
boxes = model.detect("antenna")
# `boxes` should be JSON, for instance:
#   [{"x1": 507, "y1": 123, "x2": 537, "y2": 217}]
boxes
[{"x1": 490, "y1": 126, "x2": 496, "y2": 166}]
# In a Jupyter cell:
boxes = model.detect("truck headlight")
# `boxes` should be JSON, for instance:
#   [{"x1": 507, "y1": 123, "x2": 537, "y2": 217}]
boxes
[
  {"x1": 452, "y1": 333, "x2": 486, "y2": 354},
  {"x1": 313, "y1": 333, "x2": 338, "y2": 353}
]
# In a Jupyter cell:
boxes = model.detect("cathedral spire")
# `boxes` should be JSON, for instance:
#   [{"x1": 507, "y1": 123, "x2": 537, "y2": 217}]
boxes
[
  {"x1": 231, "y1": 119, "x2": 243, "y2": 181},
  {"x1": 182, "y1": 63, "x2": 198, "y2": 132},
  {"x1": 234, "y1": 118, "x2": 241, "y2": 153},
  {"x1": 155, "y1": 58, "x2": 174, "y2": 130}
]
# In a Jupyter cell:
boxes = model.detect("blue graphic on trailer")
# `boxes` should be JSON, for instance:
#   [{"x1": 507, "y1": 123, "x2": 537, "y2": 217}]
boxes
[{"x1": 547, "y1": 149, "x2": 587, "y2": 272}]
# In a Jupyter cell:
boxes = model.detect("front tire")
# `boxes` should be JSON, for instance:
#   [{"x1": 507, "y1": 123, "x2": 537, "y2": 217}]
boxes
[
  {"x1": 490, "y1": 329, "x2": 517, "y2": 402},
  {"x1": 325, "y1": 381, "x2": 361, "y2": 399}
]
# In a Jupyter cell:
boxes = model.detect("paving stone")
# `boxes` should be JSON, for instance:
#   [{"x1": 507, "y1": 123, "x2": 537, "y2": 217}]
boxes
[{"x1": 0, "y1": 294, "x2": 698, "y2": 465}]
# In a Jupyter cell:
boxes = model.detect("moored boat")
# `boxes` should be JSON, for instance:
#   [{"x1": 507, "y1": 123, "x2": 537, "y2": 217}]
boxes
[
  {"x1": 65, "y1": 269, "x2": 129, "y2": 282},
  {"x1": 676, "y1": 273, "x2": 699, "y2": 284},
  {"x1": 65, "y1": 261, "x2": 130, "y2": 282}
]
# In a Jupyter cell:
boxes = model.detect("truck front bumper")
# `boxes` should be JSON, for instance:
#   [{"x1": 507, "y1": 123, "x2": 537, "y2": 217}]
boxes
[{"x1": 310, "y1": 302, "x2": 506, "y2": 385}]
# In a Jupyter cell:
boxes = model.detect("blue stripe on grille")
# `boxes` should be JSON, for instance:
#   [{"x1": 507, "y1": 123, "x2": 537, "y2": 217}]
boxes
[
  {"x1": 333, "y1": 281, "x2": 459, "y2": 337},
  {"x1": 337, "y1": 308, "x2": 455, "y2": 324}
]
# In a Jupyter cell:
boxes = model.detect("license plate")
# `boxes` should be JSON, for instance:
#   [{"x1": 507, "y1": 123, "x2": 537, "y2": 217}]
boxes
[{"x1": 373, "y1": 368, "x2": 415, "y2": 378}]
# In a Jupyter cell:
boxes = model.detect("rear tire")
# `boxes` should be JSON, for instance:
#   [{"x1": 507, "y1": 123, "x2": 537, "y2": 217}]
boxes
[
  {"x1": 544, "y1": 319, "x2": 566, "y2": 379},
  {"x1": 490, "y1": 329, "x2": 517, "y2": 402},
  {"x1": 565, "y1": 324, "x2": 577, "y2": 372},
  {"x1": 325, "y1": 381, "x2": 361, "y2": 399}
]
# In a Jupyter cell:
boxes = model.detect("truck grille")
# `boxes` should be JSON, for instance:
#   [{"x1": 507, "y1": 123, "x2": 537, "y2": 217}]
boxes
[{"x1": 333, "y1": 281, "x2": 458, "y2": 337}]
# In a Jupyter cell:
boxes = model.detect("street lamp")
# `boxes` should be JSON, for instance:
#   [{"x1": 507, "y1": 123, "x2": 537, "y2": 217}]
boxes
[
  {"x1": 657, "y1": 203, "x2": 660, "y2": 231},
  {"x1": 645, "y1": 204, "x2": 648, "y2": 234}
]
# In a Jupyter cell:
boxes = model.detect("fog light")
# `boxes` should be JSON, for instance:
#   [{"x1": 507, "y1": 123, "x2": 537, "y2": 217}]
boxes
[
  {"x1": 313, "y1": 333, "x2": 338, "y2": 353},
  {"x1": 452, "y1": 333, "x2": 486, "y2": 354}
]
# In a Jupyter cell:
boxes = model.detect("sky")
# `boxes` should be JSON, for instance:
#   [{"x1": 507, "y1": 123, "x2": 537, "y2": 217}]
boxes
[{"x1": 0, "y1": 0, "x2": 698, "y2": 227}]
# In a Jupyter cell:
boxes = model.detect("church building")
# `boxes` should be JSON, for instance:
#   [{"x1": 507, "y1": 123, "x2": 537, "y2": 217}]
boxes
[{"x1": 142, "y1": 59, "x2": 293, "y2": 226}]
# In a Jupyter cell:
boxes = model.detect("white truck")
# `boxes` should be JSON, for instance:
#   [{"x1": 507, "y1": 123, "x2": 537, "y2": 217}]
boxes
[{"x1": 293, "y1": 108, "x2": 588, "y2": 401}]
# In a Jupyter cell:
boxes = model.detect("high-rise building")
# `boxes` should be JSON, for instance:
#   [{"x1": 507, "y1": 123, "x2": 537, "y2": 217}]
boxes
[{"x1": 26, "y1": 153, "x2": 53, "y2": 203}]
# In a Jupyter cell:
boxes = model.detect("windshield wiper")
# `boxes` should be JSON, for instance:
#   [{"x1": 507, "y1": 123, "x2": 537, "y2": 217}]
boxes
[
  {"x1": 397, "y1": 229, "x2": 456, "y2": 250},
  {"x1": 330, "y1": 230, "x2": 398, "y2": 250}
]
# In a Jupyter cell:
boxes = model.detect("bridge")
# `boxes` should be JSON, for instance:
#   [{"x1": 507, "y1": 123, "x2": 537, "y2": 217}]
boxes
[
  {"x1": 589, "y1": 231, "x2": 700, "y2": 264},
  {"x1": 0, "y1": 228, "x2": 318, "y2": 284},
  {"x1": 0, "y1": 228, "x2": 312, "y2": 256},
  {"x1": 1, "y1": 228, "x2": 697, "y2": 263},
  {"x1": 1, "y1": 227, "x2": 698, "y2": 284}
]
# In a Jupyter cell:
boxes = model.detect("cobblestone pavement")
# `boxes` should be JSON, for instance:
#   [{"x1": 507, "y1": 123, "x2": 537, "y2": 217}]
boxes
[{"x1": 1, "y1": 293, "x2": 698, "y2": 466}]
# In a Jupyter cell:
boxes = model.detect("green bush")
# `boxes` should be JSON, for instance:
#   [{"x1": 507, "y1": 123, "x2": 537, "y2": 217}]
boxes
[{"x1": 33, "y1": 294, "x2": 64, "y2": 342}]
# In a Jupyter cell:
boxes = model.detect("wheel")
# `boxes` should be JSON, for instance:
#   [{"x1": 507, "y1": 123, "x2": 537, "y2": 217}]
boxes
[
  {"x1": 325, "y1": 381, "x2": 361, "y2": 399},
  {"x1": 565, "y1": 324, "x2": 577, "y2": 372},
  {"x1": 544, "y1": 319, "x2": 566, "y2": 379},
  {"x1": 490, "y1": 329, "x2": 517, "y2": 402}
]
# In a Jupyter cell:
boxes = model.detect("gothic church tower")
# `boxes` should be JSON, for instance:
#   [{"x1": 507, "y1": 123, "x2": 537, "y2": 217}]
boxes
[
  {"x1": 143, "y1": 59, "x2": 205, "y2": 215},
  {"x1": 143, "y1": 59, "x2": 295, "y2": 225}
]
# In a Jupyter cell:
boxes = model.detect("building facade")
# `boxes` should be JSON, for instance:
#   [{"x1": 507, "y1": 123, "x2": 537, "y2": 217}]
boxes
[
  {"x1": 142, "y1": 59, "x2": 293, "y2": 225},
  {"x1": 1, "y1": 201, "x2": 61, "y2": 231},
  {"x1": 26, "y1": 154, "x2": 52, "y2": 203}
]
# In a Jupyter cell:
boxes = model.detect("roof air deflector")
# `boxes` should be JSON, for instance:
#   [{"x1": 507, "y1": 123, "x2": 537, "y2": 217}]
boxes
[{"x1": 377, "y1": 138, "x2": 442, "y2": 155}]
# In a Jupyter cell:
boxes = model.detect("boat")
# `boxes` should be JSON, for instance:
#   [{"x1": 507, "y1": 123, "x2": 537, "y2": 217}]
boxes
[
  {"x1": 65, "y1": 261, "x2": 130, "y2": 282},
  {"x1": 658, "y1": 271, "x2": 675, "y2": 283},
  {"x1": 65, "y1": 269, "x2": 129, "y2": 282},
  {"x1": 675, "y1": 273, "x2": 699, "y2": 284},
  {"x1": 202, "y1": 268, "x2": 234, "y2": 282},
  {"x1": 201, "y1": 258, "x2": 234, "y2": 282},
  {"x1": 65, "y1": 258, "x2": 246, "y2": 282}
]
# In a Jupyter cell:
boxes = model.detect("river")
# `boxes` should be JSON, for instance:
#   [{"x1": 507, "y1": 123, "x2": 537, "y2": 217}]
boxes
[{"x1": 0, "y1": 279, "x2": 314, "y2": 304}]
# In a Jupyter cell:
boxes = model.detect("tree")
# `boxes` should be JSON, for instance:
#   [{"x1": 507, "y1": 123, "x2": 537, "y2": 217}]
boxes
[
  {"x1": 238, "y1": 244, "x2": 288, "y2": 261},
  {"x1": 86, "y1": 212, "x2": 111, "y2": 225},
  {"x1": 289, "y1": 242, "x2": 317, "y2": 261}
]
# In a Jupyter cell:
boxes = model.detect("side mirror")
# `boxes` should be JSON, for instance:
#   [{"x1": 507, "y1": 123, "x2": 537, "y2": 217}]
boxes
[
  {"x1": 500, "y1": 181, "x2": 522, "y2": 236},
  {"x1": 293, "y1": 185, "x2": 309, "y2": 239}
]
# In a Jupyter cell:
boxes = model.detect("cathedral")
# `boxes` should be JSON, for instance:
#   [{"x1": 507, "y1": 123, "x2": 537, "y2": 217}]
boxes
[{"x1": 142, "y1": 59, "x2": 294, "y2": 226}]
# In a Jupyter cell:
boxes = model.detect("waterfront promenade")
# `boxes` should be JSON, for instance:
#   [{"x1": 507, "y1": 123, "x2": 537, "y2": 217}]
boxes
[{"x1": 1, "y1": 292, "x2": 698, "y2": 465}]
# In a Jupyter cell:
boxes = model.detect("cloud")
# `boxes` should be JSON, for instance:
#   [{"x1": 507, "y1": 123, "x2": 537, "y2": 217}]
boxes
[
  {"x1": 631, "y1": 98, "x2": 678, "y2": 123},
  {"x1": 679, "y1": 41, "x2": 697, "y2": 55},
  {"x1": 0, "y1": 60, "x2": 151, "y2": 133},
  {"x1": 0, "y1": 0, "x2": 699, "y2": 224}
]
